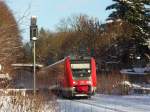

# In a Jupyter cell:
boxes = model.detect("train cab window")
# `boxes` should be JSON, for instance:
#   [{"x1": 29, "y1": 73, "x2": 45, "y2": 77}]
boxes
[
  {"x1": 72, "y1": 69, "x2": 91, "y2": 77},
  {"x1": 70, "y1": 60, "x2": 91, "y2": 79}
]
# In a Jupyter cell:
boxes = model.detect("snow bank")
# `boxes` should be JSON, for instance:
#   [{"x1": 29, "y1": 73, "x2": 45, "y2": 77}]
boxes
[{"x1": 0, "y1": 94, "x2": 58, "y2": 112}]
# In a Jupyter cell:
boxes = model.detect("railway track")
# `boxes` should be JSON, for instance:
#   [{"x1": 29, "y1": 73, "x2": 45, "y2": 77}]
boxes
[
  {"x1": 72, "y1": 99, "x2": 128, "y2": 112},
  {"x1": 92, "y1": 95, "x2": 150, "y2": 112},
  {"x1": 64, "y1": 94, "x2": 150, "y2": 112},
  {"x1": 57, "y1": 94, "x2": 150, "y2": 112}
]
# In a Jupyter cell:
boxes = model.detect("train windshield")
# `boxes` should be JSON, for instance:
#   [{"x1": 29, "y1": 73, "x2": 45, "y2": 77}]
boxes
[{"x1": 71, "y1": 60, "x2": 91, "y2": 79}]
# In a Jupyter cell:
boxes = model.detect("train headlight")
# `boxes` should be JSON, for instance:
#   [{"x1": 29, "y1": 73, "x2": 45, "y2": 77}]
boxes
[
  {"x1": 73, "y1": 81, "x2": 77, "y2": 85},
  {"x1": 88, "y1": 70, "x2": 91, "y2": 73}
]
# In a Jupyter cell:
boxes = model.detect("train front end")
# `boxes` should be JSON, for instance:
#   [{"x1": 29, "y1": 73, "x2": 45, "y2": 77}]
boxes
[{"x1": 65, "y1": 57, "x2": 97, "y2": 97}]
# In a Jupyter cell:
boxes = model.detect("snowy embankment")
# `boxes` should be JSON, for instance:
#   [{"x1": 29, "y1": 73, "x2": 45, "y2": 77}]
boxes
[
  {"x1": 0, "y1": 93, "x2": 58, "y2": 112},
  {"x1": 58, "y1": 94, "x2": 150, "y2": 112}
]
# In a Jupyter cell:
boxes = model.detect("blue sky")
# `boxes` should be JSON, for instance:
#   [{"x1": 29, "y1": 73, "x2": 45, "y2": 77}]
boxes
[{"x1": 6, "y1": 0, "x2": 113, "y2": 42}]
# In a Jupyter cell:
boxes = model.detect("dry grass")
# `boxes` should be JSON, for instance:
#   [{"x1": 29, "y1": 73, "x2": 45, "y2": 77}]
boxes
[
  {"x1": 0, "y1": 91, "x2": 58, "y2": 112},
  {"x1": 97, "y1": 70, "x2": 129, "y2": 95}
]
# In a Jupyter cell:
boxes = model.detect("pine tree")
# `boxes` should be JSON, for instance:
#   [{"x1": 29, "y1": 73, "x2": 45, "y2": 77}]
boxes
[{"x1": 106, "y1": 0, "x2": 150, "y2": 53}]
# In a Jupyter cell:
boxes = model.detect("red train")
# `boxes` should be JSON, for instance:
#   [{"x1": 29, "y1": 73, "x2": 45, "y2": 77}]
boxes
[{"x1": 38, "y1": 56, "x2": 97, "y2": 98}]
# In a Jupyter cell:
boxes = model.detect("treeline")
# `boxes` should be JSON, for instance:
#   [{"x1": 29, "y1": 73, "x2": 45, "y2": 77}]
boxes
[
  {"x1": 23, "y1": 0, "x2": 150, "y2": 70},
  {"x1": 0, "y1": 0, "x2": 149, "y2": 73},
  {"x1": 24, "y1": 18, "x2": 148, "y2": 69}
]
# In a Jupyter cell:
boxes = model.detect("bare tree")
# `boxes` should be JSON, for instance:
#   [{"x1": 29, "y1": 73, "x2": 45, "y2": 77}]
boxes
[{"x1": 0, "y1": 1, "x2": 24, "y2": 74}]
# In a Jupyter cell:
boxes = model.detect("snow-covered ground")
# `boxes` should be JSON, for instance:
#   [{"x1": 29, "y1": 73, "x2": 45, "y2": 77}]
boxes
[
  {"x1": 58, "y1": 94, "x2": 150, "y2": 112},
  {"x1": 0, "y1": 94, "x2": 57, "y2": 112},
  {"x1": 0, "y1": 94, "x2": 149, "y2": 112}
]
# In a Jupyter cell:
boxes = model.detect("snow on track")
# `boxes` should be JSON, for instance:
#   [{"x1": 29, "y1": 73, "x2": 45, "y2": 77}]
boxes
[
  {"x1": 73, "y1": 99, "x2": 127, "y2": 112},
  {"x1": 58, "y1": 94, "x2": 150, "y2": 112},
  {"x1": 92, "y1": 94, "x2": 150, "y2": 112},
  {"x1": 58, "y1": 99, "x2": 115, "y2": 112}
]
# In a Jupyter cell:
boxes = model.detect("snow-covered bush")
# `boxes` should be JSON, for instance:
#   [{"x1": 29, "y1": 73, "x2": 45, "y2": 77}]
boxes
[{"x1": 0, "y1": 92, "x2": 58, "y2": 112}]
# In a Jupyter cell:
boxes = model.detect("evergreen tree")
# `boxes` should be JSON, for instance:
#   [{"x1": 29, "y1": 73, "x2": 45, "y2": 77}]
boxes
[{"x1": 106, "y1": 0, "x2": 150, "y2": 54}]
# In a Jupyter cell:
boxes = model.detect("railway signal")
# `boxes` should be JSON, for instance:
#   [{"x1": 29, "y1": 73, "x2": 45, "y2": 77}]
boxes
[
  {"x1": 30, "y1": 16, "x2": 38, "y2": 41},
  {"x1": 30, "y1": 16, "x2": 38, "y2": 96}
]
